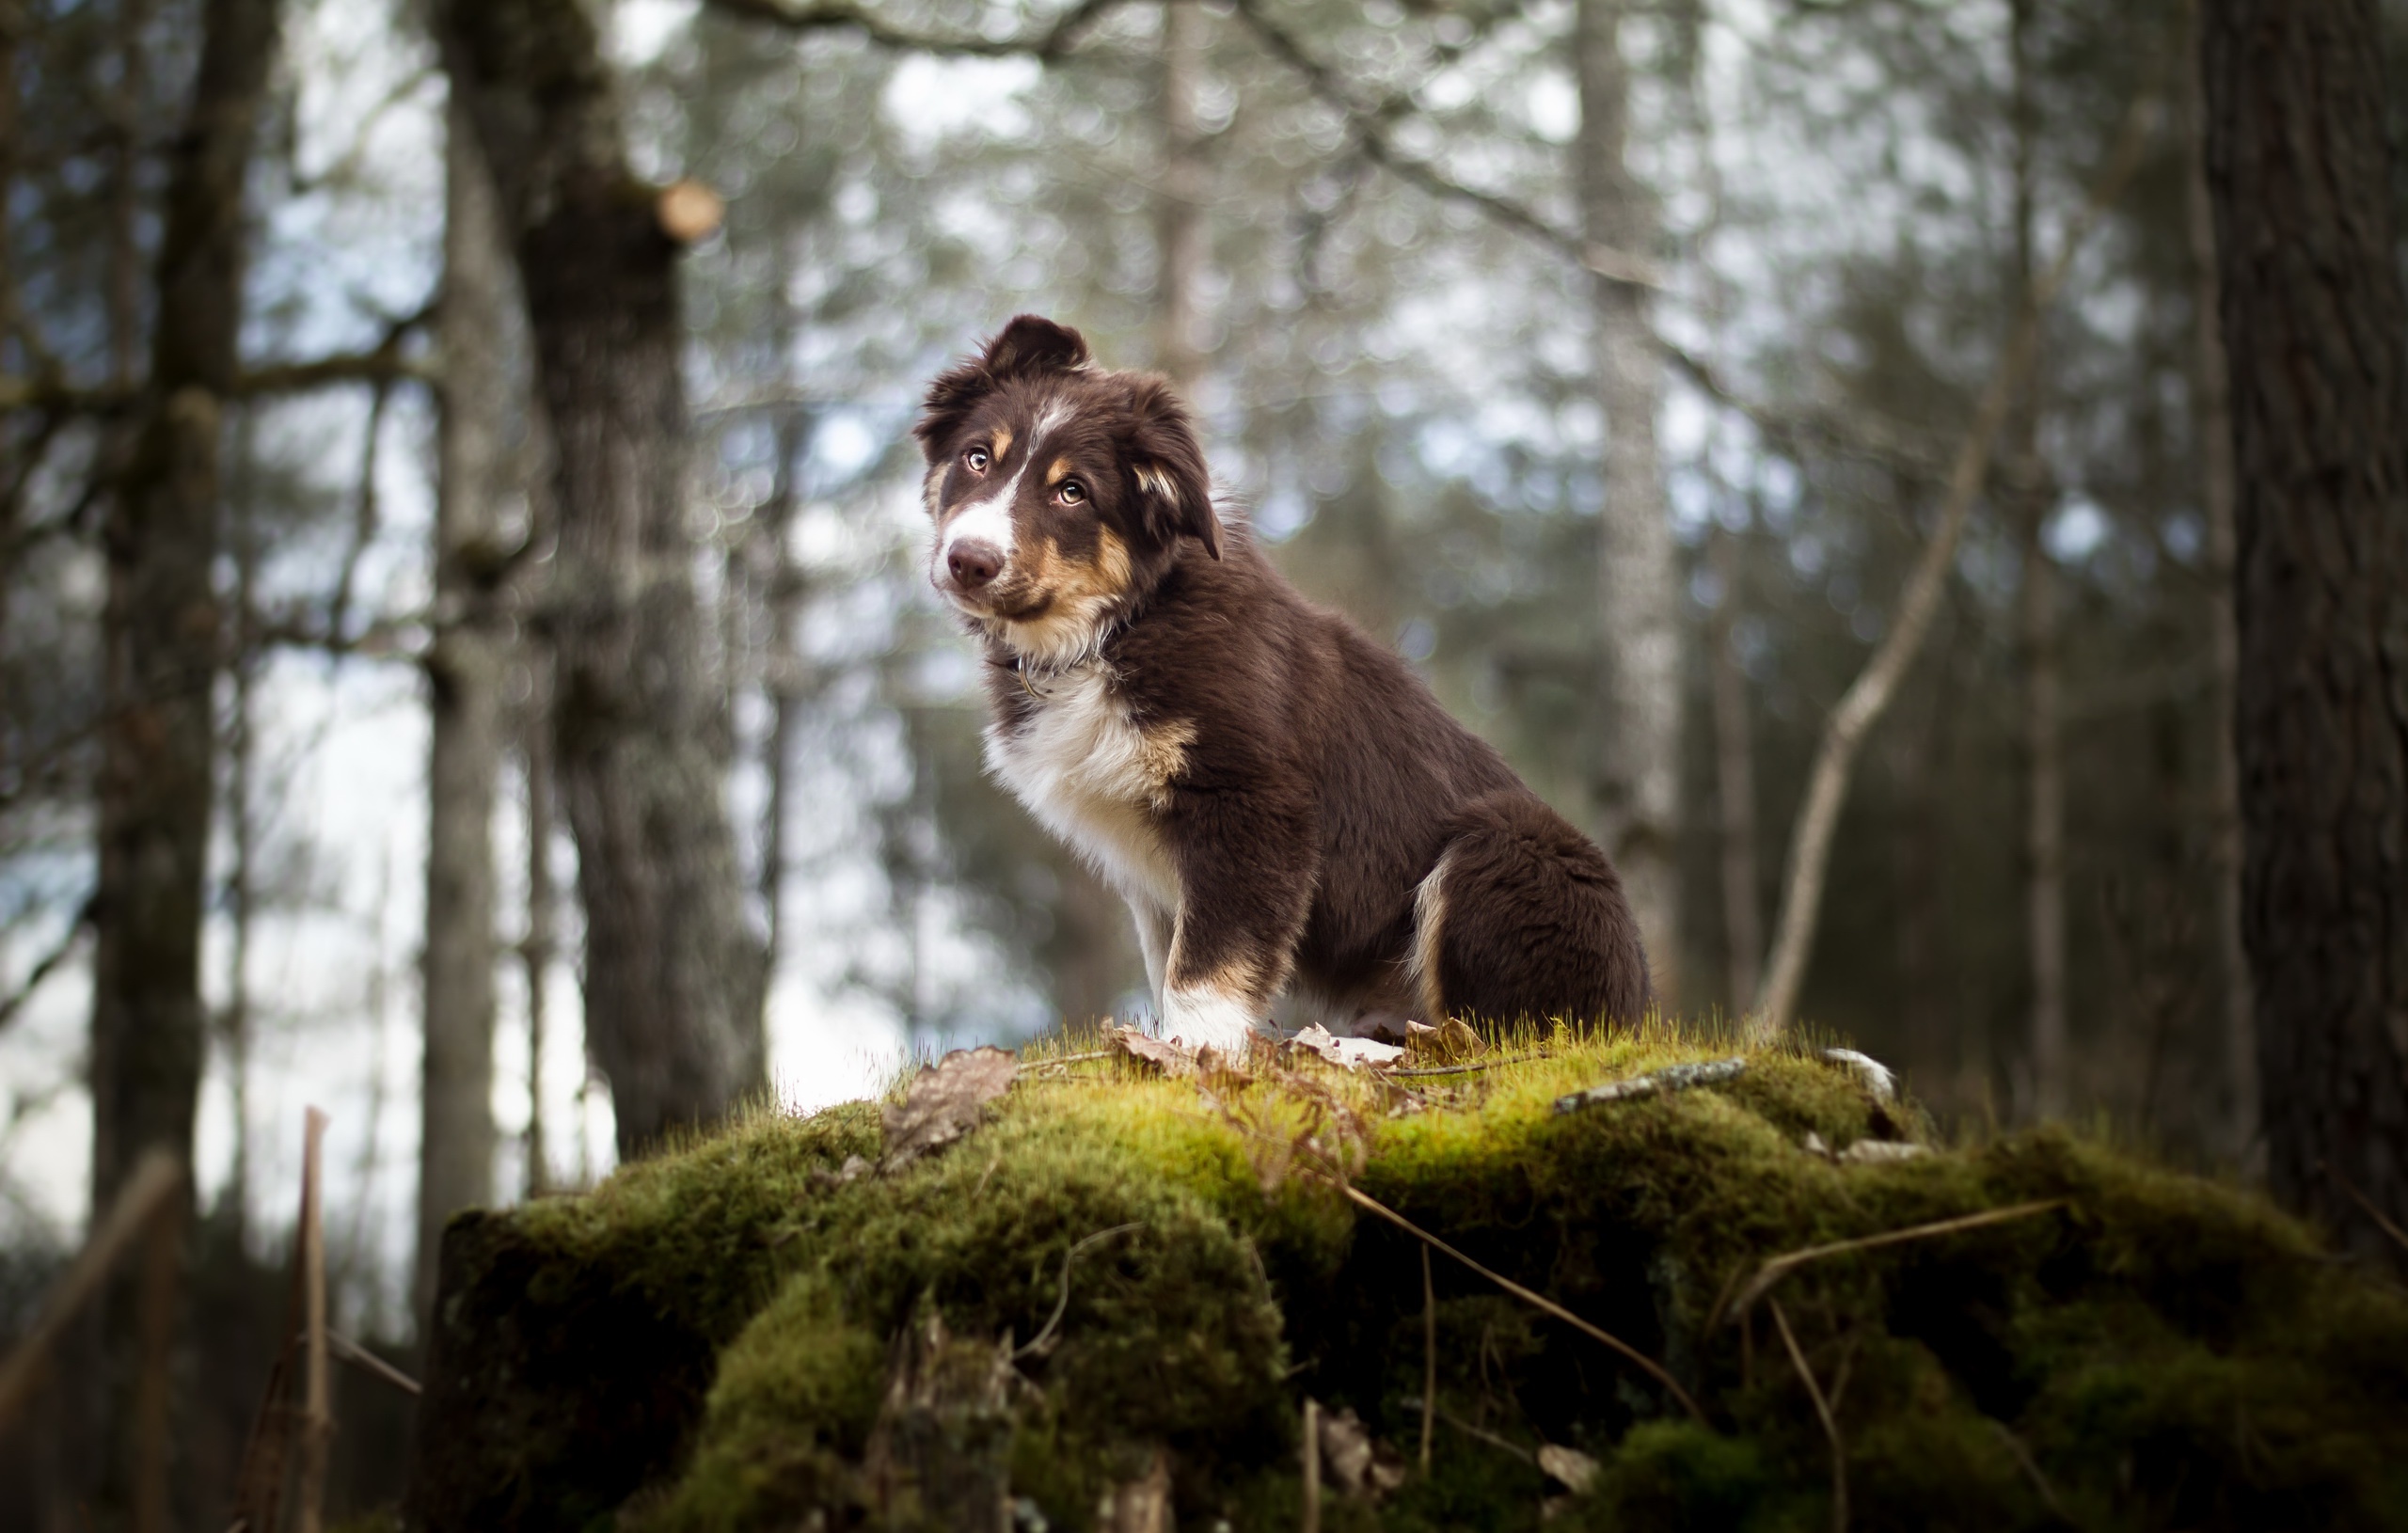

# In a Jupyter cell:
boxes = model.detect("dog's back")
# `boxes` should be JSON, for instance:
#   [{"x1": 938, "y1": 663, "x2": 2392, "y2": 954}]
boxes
[{"x1": 920, "y1": 315, "x2": 1650, "y2": 1046}]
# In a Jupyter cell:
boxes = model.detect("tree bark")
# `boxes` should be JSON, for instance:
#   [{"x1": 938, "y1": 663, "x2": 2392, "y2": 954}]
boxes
[
  {"x1": 1153, "y1": 0, "x2": 1207, "y2": 388},
  {"x1": 437, "y1": 0, "x2": 764, "y2": 1157},
  {"x1": 756, "y1": 356, "x2": 806, "y2": 1022},
  {"x1": 2183, "y1": 0, "x2": 2258, "y2": 1169},
  {"x1": 2202, "y1": 0, "x2": 2408, "y2": 1266},
  {"x1": 1576, "y1": 0, "x2": 1682, "y2": 1001},
  {"x1": 2008, "y1": 0, "x2": 2067, "y2": 1122},
  {"x1": 1706, "y1": 522, "x2": 1760, "y2": 1012},
  {"x1": 87, "y1": 0, "x2": 279, "y2": 1508},
  {"x1": 418, "y1": 94, "x2": 510, "y2": 1328}
]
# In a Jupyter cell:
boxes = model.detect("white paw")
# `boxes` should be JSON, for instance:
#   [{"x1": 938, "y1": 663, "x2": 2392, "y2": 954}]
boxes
[{"x1": 1160, "y1": 988, "x2": 1265, "y2": 1052}]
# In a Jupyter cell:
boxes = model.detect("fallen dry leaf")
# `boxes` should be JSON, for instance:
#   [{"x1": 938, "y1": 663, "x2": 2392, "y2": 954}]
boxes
[
  {"x1": 1289, "y1": 1023, "x2": 1405, "y2": 1070},
  {"x1": 1537, "y1": 1443, "x2": 1600, "y2": 1493},
  {"x1": 1317, "y1": 1406, "x2": 1407, "y2": 1500},
  {"x1": 1838, "y1": 1139, "x2": 1929, "y2": 1165},
  {"x1": 1107, "y1": 1024, "x2": 1198, "y2": 1077},
  {"x1": 882, "y1": 1047, "x2": 1017, "y2": 1167},
  {"x1": 1551, "y1": 1057, "x2": 1746, "y2": 1114},
  {"x1": 1404, "y1": 1018, "x2": 1486, "y2": 1066}
]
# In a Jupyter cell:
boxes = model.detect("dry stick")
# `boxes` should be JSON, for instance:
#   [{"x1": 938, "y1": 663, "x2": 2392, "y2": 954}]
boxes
[
  {"x1": 1419, "y1": 1242, "x2": 1436, "y2": 1474},
  {"x1": 328, "y1": 1330, "x2": 422, "y2": 1398},
  {"x1": 2324, "y1": 1161, "x2": 2408, "y2": 1256},
  {"x1": 294, "y1": 1108, "x2": 333, "y2": 1533},
  {"x1": 1727, "y1": 1201, "x2": 2066, "y2": 1321},
  {"x1": 228, "y1": 1119, "x2": 321, "y2": 1533},
  {"x1": 1987, "y1": 1420, "x2": 2072, "y2": 1525},
  {"x1": 1750, "y1": 96, "x2": 2159, "y2": 1039},
  {"x1": 1302, "y1": 1398, "x2": 1323, "y2": 1533},
  {"x1": 0, "y1": 1149, "x2": 182, "y2": 1433},
  {"x1": 1770, "y1": 1300, "x2": 1846, "y2": 1533},
  {"x1": 133, "y1": 1193, "x2": 183, "y2": 1533},
  {"x1": 1013, "y1": 1223, "x2": 1142, "y2": 1360},
  {"x1": 1384, "y1": 1052, "x2": 1544, "y2": 1080},
  {"x1": 1334, "y1": 1181, "x2": 1706, "y2": 1425}
]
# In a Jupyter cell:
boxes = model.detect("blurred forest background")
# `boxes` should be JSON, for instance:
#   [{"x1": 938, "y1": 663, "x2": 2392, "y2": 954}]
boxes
[{"x1": 2, "y1": 0, "x2": 2405, "y2": 1525}]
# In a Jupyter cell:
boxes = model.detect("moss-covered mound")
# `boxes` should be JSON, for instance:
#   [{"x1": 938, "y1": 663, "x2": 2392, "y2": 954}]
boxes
[{"x1": 405, "y1": 1025, "x2": 2408, "y2": 1533}]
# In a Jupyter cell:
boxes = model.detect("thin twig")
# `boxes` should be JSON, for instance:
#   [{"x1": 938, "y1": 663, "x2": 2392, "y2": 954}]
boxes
[
  {"x1": 2324, "y1": 1161, "x2": 2408, "y2": 1256},
  {"x1": 1333, "y1": 1180, "x2": 1706, "y2": 1425},
  {"x1": 1382, "y1": 1052, "x2": 1544, "y2": 1079},
  {"x1": 0, "y1": 898, "x2": 94, "y2": 1036},
  {"x1": 1013, "y1": 1223, "x2": 1141, "y2": 1360},
  {"x1": 705, "y1": 0, "x2": 1127, "y2": 59},
  {"x1": 326, "y1": 1330, "x2": 421, "y2": 1398},
  {"x1": 1409, "y1": 1399, "x2": 1535, "y2": 1462},
  {"x1": 1727, "y1": 1201, "x2": 2065, "y2": 1320},
  {"x1": 1302, "y1": 1397, "x2": 1323, "y2": 1533},
  {"x1": 1770, "y1": 1300, "x2": 1846, "y2": 1533},
  {"x1": 0, "y1": 1151, "x2": 182, "y2": 1432},
  {"x1": 295, "y1": 1109, "x2": 331, "y2": 1533},
  {"x1": 1028, "y1": 1049, "x2": 1115, "y2": 1071},
  {"x1": 1420, "y1": 1243, "x2": 1436, "y2": 1474},
  {"x1": 1750, "y1": 95, "x2": 2159, "y2": 1036},
  {"x1": 1987, "y1": 1419, "x2": 2070, "y2": 1524}
]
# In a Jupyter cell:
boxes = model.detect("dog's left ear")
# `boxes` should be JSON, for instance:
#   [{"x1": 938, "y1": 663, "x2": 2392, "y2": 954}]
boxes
[
  {"x1": 1125, "y1": 375, "x2": 1220, "y2": 561},
  {"x1": 913, "y1": 315, "x2": 1093, "y2": 464}
]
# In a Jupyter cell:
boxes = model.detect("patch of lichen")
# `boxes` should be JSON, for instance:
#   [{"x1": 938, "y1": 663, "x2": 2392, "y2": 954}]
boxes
[{"x1": 416, "y1": 1022, "x2": 2408, "y2": 1533}]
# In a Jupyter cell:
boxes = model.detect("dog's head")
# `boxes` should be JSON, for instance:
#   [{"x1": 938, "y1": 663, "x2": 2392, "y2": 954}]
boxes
[{"x1": 914, "y1": 315, "x2": 1219, "y2": 664}]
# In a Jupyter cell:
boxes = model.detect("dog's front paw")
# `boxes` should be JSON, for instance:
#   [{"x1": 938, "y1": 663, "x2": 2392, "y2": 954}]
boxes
[{"x1": 1160, "y1": 988, "x2": 1265, "y2": 1052}]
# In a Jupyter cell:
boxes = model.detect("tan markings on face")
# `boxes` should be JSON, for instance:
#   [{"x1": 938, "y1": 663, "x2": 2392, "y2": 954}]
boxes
[
  {"x1": 990, "y1": 425, "x2": 1014, "y2": 461},
  {"x1": 1046, "y1": 456, "x2": 1075, "y2": 488},
  {"x1": 1003, "y1": 526, "x2": 1135, "y2": 666}
]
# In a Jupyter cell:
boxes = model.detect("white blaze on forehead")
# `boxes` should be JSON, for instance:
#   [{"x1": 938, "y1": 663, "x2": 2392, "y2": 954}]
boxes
[
  {"x1": 935, "y1": 393, "x2": 1082, "y2": 569},
  {"x1": 939, "y1": 457, "x2": 1026, "y2": 562},
  {"x1": 1030, "y1": 396, "x2": 1076, "y2": 449}
]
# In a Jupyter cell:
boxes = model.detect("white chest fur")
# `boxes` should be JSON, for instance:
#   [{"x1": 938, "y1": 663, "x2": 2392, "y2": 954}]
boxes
[{"x1": 983, "y1": 665, "x2": 1188, "y2": 916}]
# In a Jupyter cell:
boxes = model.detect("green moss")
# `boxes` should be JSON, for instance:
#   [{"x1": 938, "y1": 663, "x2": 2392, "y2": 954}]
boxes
[{"x1": 411, "y1": 1025, "x2": 2408, "y2": 1533}]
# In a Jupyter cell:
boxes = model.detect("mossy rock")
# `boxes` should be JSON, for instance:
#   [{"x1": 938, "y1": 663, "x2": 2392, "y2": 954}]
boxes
[{"x1": 404, "y1": 1026, "x2": 2408, "y2": 1533}]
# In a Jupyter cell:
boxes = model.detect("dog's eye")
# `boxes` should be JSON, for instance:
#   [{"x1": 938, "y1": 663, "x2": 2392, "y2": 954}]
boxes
[
  {"x1": 964, "y1": 447, "x2": 990, "y2": 473},
  {"x1": 1058, "y1": 480, "x2": 1086, "y2": 505}
]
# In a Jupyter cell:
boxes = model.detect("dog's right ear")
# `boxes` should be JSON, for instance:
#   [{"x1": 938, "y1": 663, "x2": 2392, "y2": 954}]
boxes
[{"x1": 913, "y1": 316, "x2": 1092, "y2": 464}]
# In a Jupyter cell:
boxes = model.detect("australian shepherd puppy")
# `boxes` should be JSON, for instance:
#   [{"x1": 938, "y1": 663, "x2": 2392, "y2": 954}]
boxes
[{"x1": 916, "y1": 315, "x2": 1650, "y2": 1051}]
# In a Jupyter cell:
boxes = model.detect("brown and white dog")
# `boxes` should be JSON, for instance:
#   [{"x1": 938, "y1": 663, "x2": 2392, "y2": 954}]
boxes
[{"x1": 916, "y1": 315, "x2": 1650, "y2": 1050}]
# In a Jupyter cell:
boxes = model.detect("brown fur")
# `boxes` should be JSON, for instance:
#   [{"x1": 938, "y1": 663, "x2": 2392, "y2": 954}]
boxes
[{"x1": 916, "y1": 315, "x2": 1649, "y2": 1045}]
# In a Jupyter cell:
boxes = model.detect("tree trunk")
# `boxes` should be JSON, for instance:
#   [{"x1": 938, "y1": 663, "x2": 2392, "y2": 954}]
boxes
[
  {"x1": 756, "y1": 366, "x2": 806, "y2": 1020},
  {"x1": 437, "y1": 0, "x2": 764, "y2": 1158},
  {"x1": 2202, "y1": 0, "x2": 2408, "y2": 1266},
  {"x1": 1576, "y1": 0, "x2": 1681, "y2": 1001},
  {"x1": 87, "y1": 0, "x2": 279, "y2": 1508},
  {"x1": 1706, "y1": 522, "x2": 1760, "y2": 1013},
  {"x1": 522, "y1": 679, "x2": 556, "y2": 1197},
  {"x1": 1153, "y1": 0, "x2": 1206, "y2": 389},
  {"x1": 2006, "y1": 0, "x2": 2068, "y2": 1124},
  {"x1": 418, "y1": 94, "x2": 511, "y2": 1328},
  {"x1": 2183, "y1": 0, "x2": 2258, "y2": 1169}
]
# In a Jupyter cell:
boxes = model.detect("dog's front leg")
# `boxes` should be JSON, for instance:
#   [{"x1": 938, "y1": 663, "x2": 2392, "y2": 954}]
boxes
[{"x1": 1157, "y1": 790, "x2": 1315, "y2": 1051}]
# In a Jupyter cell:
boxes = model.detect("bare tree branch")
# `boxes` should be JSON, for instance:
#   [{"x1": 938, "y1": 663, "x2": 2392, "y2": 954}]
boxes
[
  {"x1": 702, "y1": 0, "x2": 1128, "y2": 58},
  {"x1": 0, "y1": 898, "x2": 93, "y2": 1037},
  {"x1": 1749, "y1": 97, "x2": 2159, "y2": 1038}
]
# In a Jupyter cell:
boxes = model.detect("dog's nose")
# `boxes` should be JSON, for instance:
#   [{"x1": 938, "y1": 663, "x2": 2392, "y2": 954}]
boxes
[{"x1": 947, "y1": 540, "x2": 1005, "y2": 591}]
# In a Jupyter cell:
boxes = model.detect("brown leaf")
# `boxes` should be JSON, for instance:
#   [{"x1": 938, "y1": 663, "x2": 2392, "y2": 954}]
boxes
[
  {"x1": 1108, "y1": 1023, "x2": 1198, "y2": 1077},
  {"x1": 1404, "y1": 1018, "x2": 1486, "y2": 1066},
  {"x1": 1538, "y1": 1443, "x2": 1600, "y2": 1493},
  {"x1": 1288, "y1": 1023, "x2": 1405, "y2": 1070},
  {"x1": 882, "y1": 1048, "x2": 1017, "y2": 1167},
  {"x1": 1318, "y1": 1406, "x2": 1408, "y2": 1501}
]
